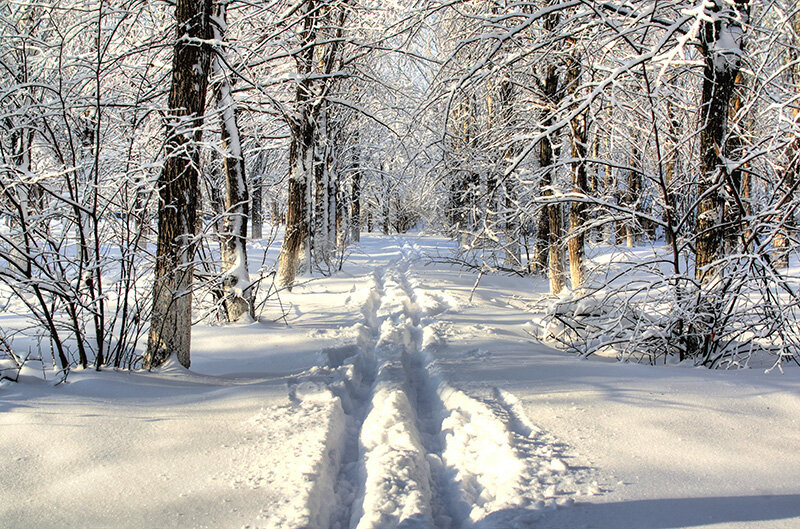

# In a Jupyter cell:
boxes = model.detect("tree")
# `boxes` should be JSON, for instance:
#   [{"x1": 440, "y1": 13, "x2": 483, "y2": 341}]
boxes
[
  {"x1": 694, "y1": 0, "x2": 751, "y2": 282},
  {"x1": 211, "y1": 1, "x2": 253, "y2": 322},
  {"x1": 146, "y1": 0, "x2": 213, "y2": 368},
  {"x1": 275, "y1": 0, "x2": 354, "y2": 289},
  {"x1": 565, "y1": 49, "x2": 588, "y2": 290}
]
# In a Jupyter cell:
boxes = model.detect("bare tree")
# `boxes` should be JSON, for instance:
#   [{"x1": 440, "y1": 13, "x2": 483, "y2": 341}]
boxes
[
  {"x1": 695, "y1": 0, "x2": 751, "y2": 282},
  {"x1": 211, "y1": 1, "x2": 253, "y2": 322},
  {"x1": 146, "y1": 0, "x2": 213, "y2": 369}
]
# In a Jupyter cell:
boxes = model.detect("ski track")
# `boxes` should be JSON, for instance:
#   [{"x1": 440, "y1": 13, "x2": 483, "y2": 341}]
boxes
[{"x1": 285, "y1": 240, "x2": 589, "y2": 529}]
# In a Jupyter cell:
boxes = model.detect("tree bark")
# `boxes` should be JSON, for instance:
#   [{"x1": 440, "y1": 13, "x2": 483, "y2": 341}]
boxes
[
  {"x1": 381, "y1": 168, "x2": 390, "y2": 235},
  {"x1": 625, "y1": 147, "x2": 642, "y2": 248},
  {"x1": 351, "y1": 138, "x2": 362, "y2": 243},
  {"x1": 695, "y1": 0, "x2": 750, "y2": 282},
  {"x1": 146, "y1": 0, "x2": 212, "y2": 369},
  {"x1": 664, "y1": 102, "x2": 680, "y2": 246},
  {"x1": 277, "y1": 123, "x2": 314, "y2": 289},
  {"x1": 723, "y1": 71, "x2": 749, "y2": 255},
  {"x1": 773, "y1": 10, "x2": 800, "y2": 267},
  {"x1": 251, "y1": 152, "x2": 264, "y2": 240},
  {"x1": 566, "y1": 52, "x2": 587, "y2": 290},
  {"x1": 212, "y1": 2, "x2": 252, "y2": 322},
  {"x1": 277, "y1": 0, "x2": 317, "y2": 290},
  {"x1": 313, "y1": 122, "x2": 329, "y2": 263},
  {"x1": 540, "y1": 60, "x2": 565, "y2": 294}
]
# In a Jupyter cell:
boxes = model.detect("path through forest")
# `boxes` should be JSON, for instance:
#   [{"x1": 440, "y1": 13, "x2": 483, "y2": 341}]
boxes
[
  {"x1": 283, "y1": 239, "x2": 585, "y2": 529},
  {"x1": 2, "y1": 234, "x2": 800, "y2": 529}
]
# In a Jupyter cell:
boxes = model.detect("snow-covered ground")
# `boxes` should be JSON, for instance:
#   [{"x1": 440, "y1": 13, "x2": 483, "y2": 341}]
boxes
[{"x1": 2, "y1": 233, "x2": 800, "y2": 529}]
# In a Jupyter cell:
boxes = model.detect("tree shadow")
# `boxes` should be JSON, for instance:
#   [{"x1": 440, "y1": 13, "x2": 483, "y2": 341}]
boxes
[{"x1": 476, "y1": 495, "x2": 800, "y2": 529}]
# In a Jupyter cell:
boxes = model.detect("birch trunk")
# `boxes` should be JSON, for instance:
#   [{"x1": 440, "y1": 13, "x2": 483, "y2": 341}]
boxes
[
  {"x1": 664, "y1": 103, "x2": 680, "y2": 246},
  {"x1": 212, "y1": 3, "x2": 252, "y2": 321}
]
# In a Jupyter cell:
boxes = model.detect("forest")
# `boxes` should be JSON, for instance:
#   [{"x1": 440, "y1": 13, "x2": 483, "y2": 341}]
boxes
[
  {"x1": 2, "y1": 2, "x2": 800, "y2": 528},
  {"x1": 2, "y1": 0, "x2": 799, "y2": 376},
  {"x1": 1, "y1": 0, "x2": 799, "y2": 373}
]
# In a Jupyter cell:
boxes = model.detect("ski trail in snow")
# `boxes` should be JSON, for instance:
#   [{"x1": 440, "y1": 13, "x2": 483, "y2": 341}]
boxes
[
  {"x1": 288, "y1": 240, "x2": 588, "y2": 529},
  {"x1": 352, "y1": 261, "x2": 435, "y2": 529},
  {"x1": 328, "y1": 268, "x2": 385, "y2": 529}
]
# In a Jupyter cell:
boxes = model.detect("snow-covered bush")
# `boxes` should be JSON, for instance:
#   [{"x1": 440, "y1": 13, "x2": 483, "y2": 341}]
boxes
[{"x1": 540, "y1": 250, "x2": 800, "y2": 370}]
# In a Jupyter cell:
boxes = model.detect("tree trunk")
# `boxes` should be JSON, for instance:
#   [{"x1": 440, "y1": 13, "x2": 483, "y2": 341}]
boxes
[
  {"x1": 277, "y1": 0, "x2": 317, "y2": 290},
  {"x1": 335, "y1": 165, "x2": 347, "y2": 251},
  {"x1": 212, "y1": 2, "x2": 252, "y2": 322},
  {"x1": 534, "y1": 207, "x2": 549, "y2": 273},
  {"x1": 491, "y1": 74, "x2": 520, "y2": 267},
  {"x1": 351, "y1": 143, "x2": 362, "y2": 243},
  {"x1": 604, "y1": 126, "x2": 618, "y2": 245},
  {"x1": 146, "y1": 0, "x2": 212, "y2": 369},
  {"x1": 277, "y1": 124, "x2": 314, "y2": 289},
  {"x1": 626, "y1": 148, "x2": 642, "y2": 248},
  {"x1": 313, "y1": 126, "x2": 329, "y2": 264},
  {"x1": 548, "y1": 202, "x2": 565, "y2": 295},
  {"x1": 381, "y1": 168, "x2": 390, "y2": 235},
  {"x1": 695, "y1": 0, "x2": 750, "y2": 282},
  {"x1": 566, "y1": 53, "x2": 587, "y2": 290},
  {"x1": 540, "y1": 124, "x2": 564, "y2": 294},
  {"x1": 504, "y1": 180, "x2": 521, "y2": 267},
  {"x1": 328, "y1": 159, "x2": 338, "y2": 252},
  {"x1": 251, "y1": 153, "x2": 264, "y2": 240},
  {"x1": 540, "y1": 59, "x2": 565, "y2": 294},
  {"x1": 723, "y1": 71, "x2": 749, "y2": 255},
  {"x1": 773, "y1": 10, "x2": 800, "y2": 267},
  {"x1": 270, "y1": 199, "x2": 280, "y2": 225},
  {"x1": 664, "y1": 103, "x2": 680, "y2": 246}
]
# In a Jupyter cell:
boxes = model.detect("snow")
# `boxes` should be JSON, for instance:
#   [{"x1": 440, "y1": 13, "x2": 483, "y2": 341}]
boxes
[{"x1": 2, "y1": 233, "x2": 800, "y2": 529}]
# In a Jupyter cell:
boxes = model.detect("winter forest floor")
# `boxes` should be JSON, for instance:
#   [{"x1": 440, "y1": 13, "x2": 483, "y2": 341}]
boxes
[{"x1": 2, "y1": 233, "x2": 800, "y2": 529}]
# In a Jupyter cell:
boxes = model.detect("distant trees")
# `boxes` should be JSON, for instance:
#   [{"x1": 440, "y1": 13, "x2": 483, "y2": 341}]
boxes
[{"x1": 423, "y1": 0, "x2": 799, "y2": 367}]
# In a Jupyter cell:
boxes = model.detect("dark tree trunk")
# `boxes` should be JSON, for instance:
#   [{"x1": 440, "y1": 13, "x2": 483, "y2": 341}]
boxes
[
  {"x1": 351, "y1": 143, "x2": 361, "y2": 243},
  {"x1": 566, "y1": 53, "x2": 587, "y2": 290},
  {"x1": 380, "y1": 166, "x2": 390, "y2": 235},
  {"x1": 277, "y1": 122, "x2": 314, "y2": 289},
  {"x1": 146, "y1": 0, "x2": 212, "y2": 369},
  {"x1": 251, "y1": 153, "x2": 264, "y2": 240},
  {"x1": 695, "y1": 0, "x2": 750, "y2": 282},
  {"x1": 723, "y1": 71, "x2": 749, "y2": 255},
  {"x1": 277, "y1": 0, "x2": 317, "y2": 290}
]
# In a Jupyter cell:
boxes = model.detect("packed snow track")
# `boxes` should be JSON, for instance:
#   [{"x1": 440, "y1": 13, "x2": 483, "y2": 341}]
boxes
[{"x1": 285, "y1": 243, "x2": 586, "y2": 529}]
